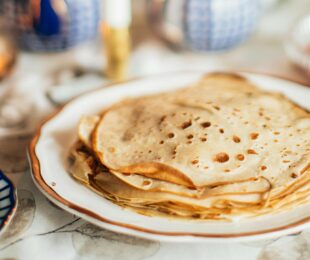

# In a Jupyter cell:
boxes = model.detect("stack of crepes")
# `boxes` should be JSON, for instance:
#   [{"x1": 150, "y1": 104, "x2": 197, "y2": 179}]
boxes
[{"x1": 68, "y1": 73, "x2": 310, "y2": 220}]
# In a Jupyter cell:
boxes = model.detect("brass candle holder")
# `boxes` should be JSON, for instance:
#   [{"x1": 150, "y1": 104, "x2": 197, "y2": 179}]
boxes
[{"x1": 102, "y1": 24, "x2": 131, "y2": 82}]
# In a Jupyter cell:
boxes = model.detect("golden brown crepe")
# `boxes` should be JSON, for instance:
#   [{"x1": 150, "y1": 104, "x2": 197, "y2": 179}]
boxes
[{"x1": 68, "y1": 72, "x2": 310, "y2": 220}]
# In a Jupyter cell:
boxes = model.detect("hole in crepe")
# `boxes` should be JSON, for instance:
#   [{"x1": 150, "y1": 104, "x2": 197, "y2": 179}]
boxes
[
  {"x1": 291, "y1": 173, "x2": 298, "y2": 178},
  {"x1": 159, "y1": 115, "x2": 166, "y2": 123},
  {"x1": 283, "y1": 160, "x2": 290, "y2": 163},
  {"x1": 250, "y1": 133, "x2": 259, "y2": 140},
  {"x1": 232, "y1": 135, "x2": 241, "y2": 143},
  {"x1": 181, "y1": 120, "x2": 192, "y2": 129},
  {"x1": 265, "y1": 116, "x2": 271, "y2": 121},
  {"x1": 159, "y1": 140, "x2": 164, "y2": 144},
  {"x1": 247, "y1": 149, "x2": 257, "y2": 155},
  {"x1": 187, "y1": 141, "x2": 192, "y2": 144},
  {"x1": 148, "y1": 150, "x2": 152, "y2": 153},
  {"x1": 262, "y1": 124, "x2": 267, "y2": 128},
  {"x1": 167, "y1": 132, "x2": 175, "y2": 138},
  {"x1": 51, "y1": 182, "x2": 56, "y2": 186},
  {"x1": 204, "y1": 166, "x2": 209, "y2": 169},
  {"x1": 236, "y1": 154, "x2": 245, "y2": 161},
  {"x1": 213, "y1": 153, "x2": 229, "y2": 163},
  {"x1": 213, "y1": 105, "x2": 220, "y2": 110},
  {"x1": 187, "y1": 134, "x2": 194, "y2": 139},
  {"x1": 142, "y1": 180, "x2": 152, "y2": 186},
  {"x1": 200, "y1": 137, "x2": 207, "y2": 142},
  {"x1": 259, "y1": 111, "x2": 264, "y2": 116},
  {"x1": 274, "y1": 139, "x2": 278, "y2": 143},
  {"x1": 182, "y1": 112, "x2": 188, "y2": 116},
  {"x1": 224, "y1": 169, "x2": 230, "y2": 172},
  {"x1": 191, "y1": 159, "x2": 199, "y2": 165},
  {"x1": 244, "y1": 121, "x2": 249, "y2": 125},
  {"x1": 201, "y1": 122, "x2": 211, "y2": 128},
  {"x1": 219, "y1": 128, "x2": 224, "y2": 134},
  {"x1": 194, "y1": 116, "x2": 200, "y2": 121},
  {"x1": 261, "y1": 165, "x2": 267, "y2": 171}
]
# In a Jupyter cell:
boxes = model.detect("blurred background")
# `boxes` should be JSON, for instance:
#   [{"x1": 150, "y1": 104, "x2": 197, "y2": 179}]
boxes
[{"x1": 0, "y1": 0, "x2": 309, "y2": 176}]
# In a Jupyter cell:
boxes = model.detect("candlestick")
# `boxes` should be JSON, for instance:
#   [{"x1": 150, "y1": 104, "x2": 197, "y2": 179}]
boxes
[{"x1": 102, "y1": 0, "x2": 131, "y2": 81}]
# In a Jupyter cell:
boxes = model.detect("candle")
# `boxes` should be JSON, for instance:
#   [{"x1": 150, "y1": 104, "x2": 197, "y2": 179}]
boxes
[
  {"x1": 102, "y1": 0, "x2": 131, "y2": 81},
  {"x1": 103, "y1": 0, "x2": 131, "y2": 28}
]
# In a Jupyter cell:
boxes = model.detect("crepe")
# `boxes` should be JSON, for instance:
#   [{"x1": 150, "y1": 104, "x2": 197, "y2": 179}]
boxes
[
  {"x1": 93, "y1": 74, "x2": 309, "y2": 190},
  {"x1": 68, "y1": 142, "x2": 309, "y2": 219},
  {"x1": 68, "y1": 144, "x2": 266, "y2": 219},
  {"x1": 68, "y1": 72, "x2": 310, "y2": 220}
]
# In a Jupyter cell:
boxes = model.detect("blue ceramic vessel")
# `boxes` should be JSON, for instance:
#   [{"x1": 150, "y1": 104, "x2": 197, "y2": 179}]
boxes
[
  {"x1": 0, "y1": 170, "x2": 17, "y2": 232},
  {"x1": 148, "y1": 0, "x2": 262, "y2": 51},
  {"x1": 0, "y1": 0, "x2": 100, "y2": 52}
]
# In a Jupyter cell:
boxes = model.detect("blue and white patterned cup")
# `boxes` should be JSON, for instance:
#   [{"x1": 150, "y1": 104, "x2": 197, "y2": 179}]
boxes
[
  {"x1": 0, "y1": 170, "x2": 16, "y2": 233},
  {"x1": 0, "y1": 0, "x2": 100, "y2": 52},
  {"x1": 148, "y1": 0, "x2": 262, "y2": 51}
]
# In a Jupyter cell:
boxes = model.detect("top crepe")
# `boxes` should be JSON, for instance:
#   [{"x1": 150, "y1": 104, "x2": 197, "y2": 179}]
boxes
[{"x1": 93, "y1": 73, "x2": 310, "y2": 188}]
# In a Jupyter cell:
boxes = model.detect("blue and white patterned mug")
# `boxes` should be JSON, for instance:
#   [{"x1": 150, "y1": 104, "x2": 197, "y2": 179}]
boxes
[
  {"x1": 0, "y1": 0, "x2": 100, "y2": 52},
  {"x1": 0, "y1": 170, "x2": 16, "y2": 233},
  {"x1": 148, "y1": 0, "x2": 262, "y2": 51}
]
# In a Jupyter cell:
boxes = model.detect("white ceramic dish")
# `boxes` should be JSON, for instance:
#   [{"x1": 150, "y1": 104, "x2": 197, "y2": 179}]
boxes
[
  {"x1": 28, "y1": 71, "x2": 310, "y2": 243},
  {"x1": 285, "y1": 15, "x2": 310, "y2": 76}
]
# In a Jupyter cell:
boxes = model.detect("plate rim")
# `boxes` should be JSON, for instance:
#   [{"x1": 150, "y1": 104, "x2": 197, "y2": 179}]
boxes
[{"x1": 28, "y1": 71, "x2": 310, "y2": 241}]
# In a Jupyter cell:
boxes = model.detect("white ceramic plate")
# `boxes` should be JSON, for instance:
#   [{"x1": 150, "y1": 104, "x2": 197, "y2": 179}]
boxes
[{"x1": 28, "y1": 71, "x2": 310, "y2": 243}]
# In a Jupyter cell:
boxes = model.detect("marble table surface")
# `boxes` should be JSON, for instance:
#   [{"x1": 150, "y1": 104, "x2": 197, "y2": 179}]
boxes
[{"x1": 0, "y1": 1, "x2": 310, "y2": 259}]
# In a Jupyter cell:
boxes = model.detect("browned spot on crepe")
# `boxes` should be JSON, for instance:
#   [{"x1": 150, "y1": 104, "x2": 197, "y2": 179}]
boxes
[{"x1": 213, "y1": 153, "x2": 229, "y2": 163}]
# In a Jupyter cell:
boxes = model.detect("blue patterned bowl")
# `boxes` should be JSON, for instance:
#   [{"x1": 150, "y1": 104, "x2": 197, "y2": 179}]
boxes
[
  {"x1": 0, "y1": 170, "x2": 17, "y2": 233},
  {"x1": 148, "y1": 0, "x2": 262, "y2": 51},
  {"x1": 0, "y1": 0, "x2": 100, "y2": 52}
]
